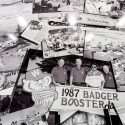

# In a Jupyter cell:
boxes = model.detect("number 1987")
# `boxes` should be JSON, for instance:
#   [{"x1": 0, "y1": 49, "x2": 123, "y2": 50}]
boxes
[{"x1": 62, "y1": 88, "x2": 79, "y2": 97}]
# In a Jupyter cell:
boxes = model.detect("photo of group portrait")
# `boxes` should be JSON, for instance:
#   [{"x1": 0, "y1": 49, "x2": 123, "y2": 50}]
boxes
[{"x1": 42, "y1": 55, "x2": 116, "y2": 90}]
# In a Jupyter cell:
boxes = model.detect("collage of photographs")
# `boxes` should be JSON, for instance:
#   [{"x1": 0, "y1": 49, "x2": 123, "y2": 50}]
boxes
[{"x1": 0, "y1": 0, "x2": 125, "y2": 125}]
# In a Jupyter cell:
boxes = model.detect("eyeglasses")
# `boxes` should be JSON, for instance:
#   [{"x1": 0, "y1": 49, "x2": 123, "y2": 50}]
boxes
[{"x1": 92, "y1": 66, "x2": 97, "y2": 68}]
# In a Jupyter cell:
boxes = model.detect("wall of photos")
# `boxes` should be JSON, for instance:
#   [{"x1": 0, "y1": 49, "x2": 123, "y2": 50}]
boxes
[{"x1": 0, "y1": 0, "x2": 125, "y2": 125}]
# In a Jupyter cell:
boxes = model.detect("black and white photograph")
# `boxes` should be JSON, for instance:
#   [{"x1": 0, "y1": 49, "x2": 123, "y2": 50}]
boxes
[
  {"x1": 0, "y1": 95, "x2": 12, "y2": 116},
  {"x1": 1, "y1": 105, "x2": 60, "y2": 125},
  {"x1": 41, "y1": 54, "x2": 116, "y2": 89},
  {"x1": 111, "y1": 57, "x2": 125, "y2": 91},
  {"x1": 47, "y1": 12, "x2": 117, "y2": 29},
  {"x1": 0, "y1": 24, "x2": 40, "y2": 94},
  {"x1": 61, "y1": 110, "x2": 106, "y2": 125},
  {"x1": 42, "y1": 27, "x2": 85, "y2": 58},
  {"x1": 84, "y1": 30, "x2": 125, "y2": 61},
  {"x1": 32, "y1": 0, "x2": 84, "y2": 13},
  {"x1": 0, "y1": 52, "x2": 23, "y2": 93},
  {"x1": 20, "y1": 20, "x2": 47, "y2": 44},
  {"x1": 0, "y1": 1, "x2": 32, "y2": 20},
  {"x1": 9, "y1": 49, "x2": 116, "y2": 114},
  {"x1": 84, "y1": 0, "x2": 125, "y2": 19},
  {"x1": 1, "y1": 0, "x2": 125, "y2": 124}
]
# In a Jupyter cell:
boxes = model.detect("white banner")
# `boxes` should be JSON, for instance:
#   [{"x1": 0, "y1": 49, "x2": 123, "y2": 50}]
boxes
[
  {"x1": 78, "y1": 13, "x2": 116, "y2": 27},
  {"x1": 51, "y1": 86, "x2": 125, "y2": 112}
]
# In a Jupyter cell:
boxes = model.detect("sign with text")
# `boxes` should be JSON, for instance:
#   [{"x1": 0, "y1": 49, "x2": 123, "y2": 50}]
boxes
[{"x1": 52, "y1": 86, "x2": 125, "y2": 111}]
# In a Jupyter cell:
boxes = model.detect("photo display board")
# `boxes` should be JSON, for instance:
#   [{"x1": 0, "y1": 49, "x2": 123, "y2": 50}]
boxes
[{"x1": 0, "y1": 0, "x2": 125, "y2": 124}]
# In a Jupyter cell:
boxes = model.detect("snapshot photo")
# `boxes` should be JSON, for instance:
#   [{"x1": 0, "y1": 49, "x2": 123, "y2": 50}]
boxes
[
  {"x1": 0, "y1": 1, "x2": 32, "y2": 20},
  {"x1": 0, "y1": 26, "x2": 39, "y2": 93},
  {"x1": 46, "y1": 12, "x2": 116, "y2": 29},
  {"x1": 20, "y1": 20, "x2": 50, "y2": 44},
  {"x1": 0, "y1": 24, "x2": 39, "y2": 56},
  {"x1": 84, "y1": 0, "x2": 125, "y2": 19},
  {"x1": 0, "y1": 95, "x2": 12, "y2": 116},
  {"x1": 32, "y1": 0, "x2": 84, "y2": 13},
  {"x1": 42, "y1": 27, "x2": 85, "y2": 58},
  {"x1": 0, "y1": 56, "x2": 21, "y2": 93},
  {"x1": 61, "y1": 110, "x2": 106, "y2": 125},
  {"x1": 1, "y1": 105, "x2": 60, "y2": 125},
  {"x1": 111, "y1": 57, "x2": 125, "y2": 91},
  {"x1": 10, "y1": 49, "x2": 116, "y2": 114},
  {"x1": 84, "y1": 30, "x2": 125, "y2": 61}
]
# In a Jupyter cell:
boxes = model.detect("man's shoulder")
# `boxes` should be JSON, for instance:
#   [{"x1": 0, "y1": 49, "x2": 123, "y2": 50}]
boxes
[
  {"x1": 87, "y1": 71, "x2": 93, "y2": 76},
  {"x1": 96, "y1": 70, "x2": 103, "y2": 75},
  {"x1": 71, "y1": 66, "x2": 76, "y2": 70},
  {"x1": 52, "y1": 66, "x2": 58, "y2": 70}
]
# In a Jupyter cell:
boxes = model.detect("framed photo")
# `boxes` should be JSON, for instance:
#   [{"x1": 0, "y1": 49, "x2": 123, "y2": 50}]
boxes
[
  {"x1": 84, "y1": 30, "x2": 125, "y2": 61},
  {"x1": 111, "y1": 57, "x2": 125, "y2": 92},
  {"x1": 61, "y1": 110, "x2": 106, "y2": 125},
  {"x1": 42, "y1": 27, "x2": 85, "y2": 58},
  {"x1": 0, "y1": 24, "x2": 39, "y2": 94},
  {"x1": 32, "y1": 0, "x2": 85, "y2": 13}
]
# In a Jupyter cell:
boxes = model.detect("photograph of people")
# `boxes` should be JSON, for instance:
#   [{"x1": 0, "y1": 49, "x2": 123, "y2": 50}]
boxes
[
  {"x1": 103, "y1": 65, "x2": 115, "y2": 89},
  {"x1": 70, "y1": 58, "x2": 86, "y2": 87},
  {"x1": 85, "y1": 63, "x2": 105, "y2": 89},
  {"x1": 51, "y1": 58, "x2": 67, "y2": 85}
]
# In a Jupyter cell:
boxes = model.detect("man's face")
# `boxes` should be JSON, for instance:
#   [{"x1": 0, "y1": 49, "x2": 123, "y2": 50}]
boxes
[
  {"x1": 103, "y1": 65, "x2": 109, "y2": 73},
  {"x1": 58, "y1": 59, "x2": 64, "y2": 67},
  {"x1": 91, "y1": 64, "x2": 97, "y2": 71},
  {"x1": 76, "y1": 59, "x2": 82, "y2": 67}
]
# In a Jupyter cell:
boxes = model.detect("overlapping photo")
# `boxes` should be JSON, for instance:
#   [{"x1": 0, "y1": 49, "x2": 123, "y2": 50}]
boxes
[
  {"x1": 84, "y1": 0, "x2": 125, "y2": 19},
  {"x1": 0, "y1": 24, "x2": 39, "y2": 94},
  {"x1": 9, "y1": 49, "x2": 58, "y2": 114},
  {"x1": 0, "y1": 105, "x2": 60, "y2": 125},
  {"x1": 20, "y1": 20, "x2": 47, "y2": 44},
  {"x1": 42, "y1": 55, "x2": 116, "y2": 89},
  {"x1": 42, "y1": 27, "x2": 85, "y2": 58},
  {"x1": 0, "y1": 1, "x2": 32, "y2": 20},
  {"x1": 10, "y1": 49, "x2": 116, "y2": 114},
  {"x1": 61, "y1": 110, "x2": 106, "y2": 125},
  {"x1": 111, "y1": 57, "x2": 125, "y2": 91},
  {"x1": 32, "y1": 0, "x2": 84, "y2": 13},
  {"x1": 47, "y1": 12, "x2": 117, "y2": 29},
  {"x1": 84, "y1": 30, "x2": 125, "y2": 61}
]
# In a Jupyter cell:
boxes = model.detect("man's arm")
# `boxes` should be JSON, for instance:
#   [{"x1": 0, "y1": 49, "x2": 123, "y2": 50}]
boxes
[
  {"x1": 51, "y1": 67, "x2": 58, "y2": 85},
  {"x1": 65, "y1": 69, "x2": 68, "y2": 85},
  {"x1": 100, "y1": 74, "x2": 105, "y2": 88},
  {"x1": 85, "y1": 75, "x2": 88, "y2": 87},
  {"x1": 70, "y1": 68, "x2": 74, "y2": 85}
]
